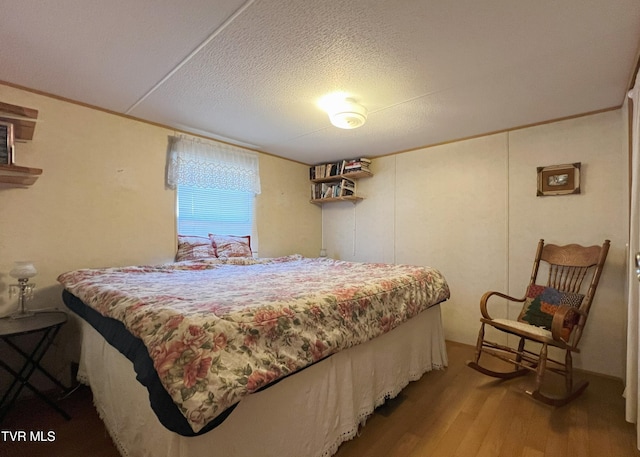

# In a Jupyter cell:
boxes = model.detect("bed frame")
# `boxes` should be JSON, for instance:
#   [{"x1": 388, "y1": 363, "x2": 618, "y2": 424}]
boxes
[{"x1": 76, "y1": 304, "x2": 447, "y2": 457}]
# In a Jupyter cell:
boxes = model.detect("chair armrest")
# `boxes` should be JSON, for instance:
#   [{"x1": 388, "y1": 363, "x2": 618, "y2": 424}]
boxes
[
  {"x1": 550, "y1": 305, "x2": 586, "y2": 343},
  {"x1": 480, "y1": 291, "x2": 525, "y2": 320}
]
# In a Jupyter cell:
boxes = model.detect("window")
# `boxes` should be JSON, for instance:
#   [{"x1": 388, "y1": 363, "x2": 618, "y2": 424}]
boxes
[
  {"x1": 177, "y1": 185, "x2": 254, "y2": 237},
  {"x1": 167, "y1": 135, "x2": 261, "y2": 240}
]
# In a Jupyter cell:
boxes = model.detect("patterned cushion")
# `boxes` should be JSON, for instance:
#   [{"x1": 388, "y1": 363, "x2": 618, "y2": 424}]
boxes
[
  {"x1": 518, "y1": 284, "x2": 584, "y2": 339},
  {"x1": 209, "y1": 234, "x2": 252, "y2": 258},
  {"x1": 176, "y1": 235, "x2": 217, "y2": 261}
]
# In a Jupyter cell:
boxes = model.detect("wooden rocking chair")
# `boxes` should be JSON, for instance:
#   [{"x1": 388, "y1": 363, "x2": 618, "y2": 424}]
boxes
[{"x1": 467, "y1": 239, "x2": 610, "y2": 406}]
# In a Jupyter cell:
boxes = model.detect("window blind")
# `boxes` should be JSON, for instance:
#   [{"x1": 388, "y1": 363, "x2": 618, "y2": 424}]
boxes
[{"x1": 177, "y1": 185, "x2": 254, "y2": 238}]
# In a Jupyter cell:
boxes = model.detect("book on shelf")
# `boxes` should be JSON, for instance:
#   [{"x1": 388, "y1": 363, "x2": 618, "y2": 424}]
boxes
[
  {"x1": 342, "y1": 157, "x2": 371, "y2": 174},
  {"x1": 311, "y1": 182, "x2": 331, "y2": 199},
  {"x1": 310, "y1": 160, "x2": 346, "y2": 180},
  {"x1": 339, "y1": 178, "x2": 356, "y2": 197},
  {"x1": 311, "y1": 177, "x2": 357, "y2": 200},
  {"x1": 310, "y1": 158, "x2": 371, "y2": 180}
]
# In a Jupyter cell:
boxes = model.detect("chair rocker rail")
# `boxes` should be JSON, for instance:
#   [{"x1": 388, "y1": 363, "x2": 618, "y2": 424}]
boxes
[{"x1": 527, "y1": 379, "x2": 590, "y2": 407}]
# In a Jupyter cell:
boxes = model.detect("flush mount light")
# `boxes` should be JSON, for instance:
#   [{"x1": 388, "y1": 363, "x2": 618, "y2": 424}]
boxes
[
  {"x1": 328, "y1": 99, "x2": 367, "y2": 129},
  {"x1": 318, "y1": 94, "x2": 368, "y2": 129}
]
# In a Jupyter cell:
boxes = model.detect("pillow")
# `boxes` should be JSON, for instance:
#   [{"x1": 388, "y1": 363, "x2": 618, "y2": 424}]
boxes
[
  {"x1": 518, "y1": 284, "x2": 584, "y2": 339},
  {"x1": 176, "y1": 235, "x2": 217, "y2": 261},
  {"x1": 209, "y1": 234, "x2": 252, "y2": 258}
]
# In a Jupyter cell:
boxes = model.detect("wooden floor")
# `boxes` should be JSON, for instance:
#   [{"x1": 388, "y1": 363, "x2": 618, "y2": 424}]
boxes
[{"x1": 2, "y1": 341, "x2": 639, "y2": 457}]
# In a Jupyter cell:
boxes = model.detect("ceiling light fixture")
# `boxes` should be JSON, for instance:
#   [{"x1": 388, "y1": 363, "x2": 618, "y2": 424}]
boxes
[
  {"x1": 319, "y1": 94, "x2": 368, "y2": 130},
  {"x1": 328, "y1": 98, "x2": 367, "y2": 129}
]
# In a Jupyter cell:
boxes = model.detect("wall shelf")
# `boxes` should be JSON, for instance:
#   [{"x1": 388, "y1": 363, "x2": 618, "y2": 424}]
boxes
[
  {"x1": 0, "y1": 102, "x2": 38, "y2": 141},
  {"x1": 311, "y1": 170, "x2": 373, "y2": 183},
  {"x1": 0, "y1": 164, "x2": 43, "y2": 186},
  {"x1": 0, "y1": 102, "x2": 41, "y2": 186},
  {"x1": 310, "y1": 195, "x2": 364, "y2": 205},
  {"x1": 309, "y1": 159, "x2": 372, "y2": 204}
]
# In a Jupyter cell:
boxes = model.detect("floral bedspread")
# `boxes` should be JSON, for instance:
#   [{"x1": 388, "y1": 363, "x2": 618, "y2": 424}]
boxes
[{"x1": 58, "y1": 255, "x2": 450, "y2": 433}]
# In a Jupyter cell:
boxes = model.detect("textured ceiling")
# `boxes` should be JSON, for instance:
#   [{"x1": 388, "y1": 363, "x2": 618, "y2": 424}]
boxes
[{"x1": 1, "y1": 0, "x2": 639, "y2": 164}]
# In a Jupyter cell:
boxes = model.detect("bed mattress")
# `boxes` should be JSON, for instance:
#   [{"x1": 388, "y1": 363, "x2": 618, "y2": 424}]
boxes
[{"x1": 59, "y1": 255, "x2": 450, "y2": 435}]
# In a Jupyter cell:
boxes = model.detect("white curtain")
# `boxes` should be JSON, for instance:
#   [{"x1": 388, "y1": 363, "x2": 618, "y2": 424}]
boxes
[
  {"x1": 166, "y1": 135, "x2": 261, "y2": 194},
  {"x1": 626, "y1": 71, "x2": 640, "y2": 449}
]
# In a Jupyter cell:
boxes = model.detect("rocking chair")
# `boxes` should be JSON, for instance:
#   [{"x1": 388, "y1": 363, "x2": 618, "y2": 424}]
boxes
[{"x1": 467, "y1": 239, "x2": 610, "y2": 406}]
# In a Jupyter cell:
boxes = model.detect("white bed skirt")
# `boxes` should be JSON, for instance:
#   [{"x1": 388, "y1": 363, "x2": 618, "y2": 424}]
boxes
[{"x1": 78, "y1": 304, "x2": 447, "y2": 457}]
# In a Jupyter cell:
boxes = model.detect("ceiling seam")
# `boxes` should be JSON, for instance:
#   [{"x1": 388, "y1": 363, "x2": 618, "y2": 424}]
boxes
[{"x1": 124, "y1": 0, "x2": 256, "y2": 115}]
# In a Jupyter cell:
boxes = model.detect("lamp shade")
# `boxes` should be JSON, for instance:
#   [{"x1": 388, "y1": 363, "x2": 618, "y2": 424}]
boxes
[
  {"x1": 9, "y1": 261, "x2": 37, "y2": 280},
  {"x1": 328, "y1": 98, "x2": 368, "y2": 129}
]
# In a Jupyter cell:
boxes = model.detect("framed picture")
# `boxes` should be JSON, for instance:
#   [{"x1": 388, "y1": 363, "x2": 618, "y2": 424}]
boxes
[
  {"x1": 0, "y1": 121, "x2": 14, "y2": 165},
  {"x1": 537, "y1": 163, "x2": 581, "y2": 196}
]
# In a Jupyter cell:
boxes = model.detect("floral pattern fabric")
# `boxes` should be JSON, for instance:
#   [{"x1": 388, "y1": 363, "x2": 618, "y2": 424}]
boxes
[
  {"x1": 58, "y1": 255, "x2": 450, "y2": 433},
  {"x1": 209, "y1": 234, "x2": 252, "y2": 257},
  {"x1": 175, "y1": 235, "x2": 217, "y2": 261}
]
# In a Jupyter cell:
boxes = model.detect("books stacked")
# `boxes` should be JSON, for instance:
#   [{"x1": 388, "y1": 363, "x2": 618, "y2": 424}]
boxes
[
  {"x1": 341, "y1": 157, "x2": 371, "y2": 174},
  {"x1": 339, "y1": 178, "x2": 355, "y2": 196},
  {"x1": 309, "y1": 161, "x2": 342, "y2": 180},
  {"x1": 310, "y1": 177, "x2": 356, "y2": 200},
  {"x1": 309, "y1": 158, "x2": 371, "y2": 180}
]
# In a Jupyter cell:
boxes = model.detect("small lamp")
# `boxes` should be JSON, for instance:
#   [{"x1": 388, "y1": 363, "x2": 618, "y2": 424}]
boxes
[{"x1": 9, "y1": 261, "x2": 37, "y2": 319}]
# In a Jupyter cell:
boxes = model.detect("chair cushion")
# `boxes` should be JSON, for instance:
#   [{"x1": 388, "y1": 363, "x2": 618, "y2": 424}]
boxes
[
  {"x1": 518, "y1": 284, "x2": 584, "y2": 339},
  {"x1": 491, "y1": 319, "x2": 553, "y2": 339}
]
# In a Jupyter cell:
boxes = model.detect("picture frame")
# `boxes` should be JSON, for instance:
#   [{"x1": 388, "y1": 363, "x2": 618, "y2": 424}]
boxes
[
  {"x1": 0, "y1": 121, "x2": 15, "y2": 165},
  {"x1": 537, "y1": 162, "x2": 581, "y2": 196}
]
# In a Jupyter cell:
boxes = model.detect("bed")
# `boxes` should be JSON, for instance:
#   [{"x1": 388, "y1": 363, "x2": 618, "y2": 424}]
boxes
[{"x1": 58, "y1": 253, "x2": 450, "y2": 457}]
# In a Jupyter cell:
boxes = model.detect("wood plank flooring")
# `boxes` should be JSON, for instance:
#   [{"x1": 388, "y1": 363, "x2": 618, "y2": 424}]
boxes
[{"x1": 1, "y1": 341, "x2": 639, "y2": 457}]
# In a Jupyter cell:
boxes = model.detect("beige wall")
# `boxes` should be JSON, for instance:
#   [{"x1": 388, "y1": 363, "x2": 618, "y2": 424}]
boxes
[
  {"x1": 323, "y1": 109, "x2": 629, "y2": 378},
  {"x1": 0, "y1": 85, "x2": 321, "y2": 383},
  {"x1": 0, "y1": 83, "x2": 629, "y2": 381}
]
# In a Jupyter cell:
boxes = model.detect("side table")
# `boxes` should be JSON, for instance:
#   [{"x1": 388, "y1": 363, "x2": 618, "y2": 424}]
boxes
[{"x1": 0, "y1": 311, "x2": 71, "y2": 423}]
